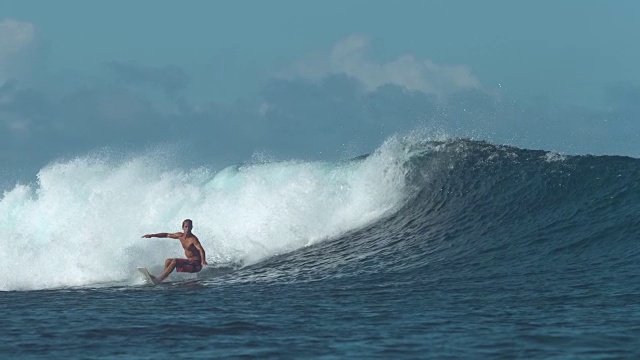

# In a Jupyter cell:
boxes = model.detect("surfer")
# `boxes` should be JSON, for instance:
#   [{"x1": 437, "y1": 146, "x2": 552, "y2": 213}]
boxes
[{"x1": 141, "y1": 219, "x2": 208, "y2": 282}]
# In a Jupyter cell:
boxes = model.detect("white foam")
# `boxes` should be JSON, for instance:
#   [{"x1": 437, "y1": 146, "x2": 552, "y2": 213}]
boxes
[{"x1": 0, "y1": 137, "x2": 415, "y2": 291}]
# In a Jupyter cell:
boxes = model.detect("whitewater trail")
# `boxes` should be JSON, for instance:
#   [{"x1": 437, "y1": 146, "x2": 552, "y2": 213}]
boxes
[{"x1": 0, "y1": 135, "x2": 422, "y2": 291}]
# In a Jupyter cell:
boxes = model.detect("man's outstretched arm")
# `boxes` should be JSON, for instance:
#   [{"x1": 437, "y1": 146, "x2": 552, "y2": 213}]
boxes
[{"x1": 142, "y1": 232, "x2": 181, "y2": 238}]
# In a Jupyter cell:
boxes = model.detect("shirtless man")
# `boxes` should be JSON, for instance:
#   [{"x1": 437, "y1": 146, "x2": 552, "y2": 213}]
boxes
[{"x1": 141, "y1": 219, "x2": 208, "y2": 282}]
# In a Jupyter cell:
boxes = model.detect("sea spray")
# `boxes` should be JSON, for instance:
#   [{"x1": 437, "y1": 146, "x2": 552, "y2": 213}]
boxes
[{"x1": 0, "y1": 136, "x2": 416, "y2": 291}]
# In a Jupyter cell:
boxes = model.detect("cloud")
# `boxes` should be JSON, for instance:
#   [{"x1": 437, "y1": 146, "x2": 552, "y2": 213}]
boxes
[
  {"x1": 281, "y1": 34, "x2": 481, "y2": 98},
  {"x1": 2, "y1": 39, "x2": 639, "y2": 183},
  {"x1": 0, "y1": 19, "x2": 36, "y2": 83},
  {"x1": 0, "y1": 80, "x2": 49, "y2": 138},
  {"x1": 107, "y1": 61, "x2": 189, "y2": 99}
]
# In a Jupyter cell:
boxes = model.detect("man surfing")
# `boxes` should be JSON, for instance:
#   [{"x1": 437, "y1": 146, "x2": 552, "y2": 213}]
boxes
[{"x1": 141, "y1": 219, "x2": 208, "y2": 282}]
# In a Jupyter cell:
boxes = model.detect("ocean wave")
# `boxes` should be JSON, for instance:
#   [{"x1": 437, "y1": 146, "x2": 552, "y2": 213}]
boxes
[{"x1": 2, "y1": 136, "x2": 639, "y2": 291}]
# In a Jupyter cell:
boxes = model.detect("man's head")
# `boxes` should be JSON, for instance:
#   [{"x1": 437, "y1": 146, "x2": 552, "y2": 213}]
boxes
[{"x1": 182, "y1": 219, "x2": 193, "y2": 232}]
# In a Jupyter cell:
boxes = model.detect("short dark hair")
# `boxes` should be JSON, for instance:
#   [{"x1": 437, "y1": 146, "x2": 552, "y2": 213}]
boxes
[{"x1": 182, "y1": 219, "x2": 193, "y2": 227}]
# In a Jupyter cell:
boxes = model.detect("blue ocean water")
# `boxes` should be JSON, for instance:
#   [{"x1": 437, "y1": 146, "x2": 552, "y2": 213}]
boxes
[{"x1": 1, "y1": 137, "x2": 639, "y2": 358}]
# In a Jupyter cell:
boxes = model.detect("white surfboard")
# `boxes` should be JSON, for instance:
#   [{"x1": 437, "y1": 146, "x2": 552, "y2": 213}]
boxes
[{"x1": 137, "y1": 267, "x2": 160, "y2": 285}]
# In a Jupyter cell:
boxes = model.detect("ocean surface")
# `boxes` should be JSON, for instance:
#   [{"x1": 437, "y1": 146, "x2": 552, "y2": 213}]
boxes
[{"x1": 1, "y1": 136, "x2": 639, "y2": 358}]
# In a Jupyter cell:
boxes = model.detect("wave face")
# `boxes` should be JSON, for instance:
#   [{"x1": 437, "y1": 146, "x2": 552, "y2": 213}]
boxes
[
  {"x1": 224, "y1": 139, "x2": 640, "y2": 289},
  {"x1": 1, "y1": 137, "x2": 639, "y2": 291}
]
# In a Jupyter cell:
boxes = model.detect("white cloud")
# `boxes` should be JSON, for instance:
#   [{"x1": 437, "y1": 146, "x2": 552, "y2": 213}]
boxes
[
  {"x1": 282, "y1": 33, "x2": 481, "y2": 98},
  {"x1": 0, "y1": 19, "x2": 36, "y2": 83}
]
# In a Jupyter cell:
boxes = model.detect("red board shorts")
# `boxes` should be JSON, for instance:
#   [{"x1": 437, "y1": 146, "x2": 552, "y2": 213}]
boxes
[{"x1": 175, "y1": 259, "x2": 202, "y2": 273}]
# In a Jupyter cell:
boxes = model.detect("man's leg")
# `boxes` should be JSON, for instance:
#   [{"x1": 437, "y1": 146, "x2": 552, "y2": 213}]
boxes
[{"x1": 156, "y1": 258, "x2": 177, "y2": 281}]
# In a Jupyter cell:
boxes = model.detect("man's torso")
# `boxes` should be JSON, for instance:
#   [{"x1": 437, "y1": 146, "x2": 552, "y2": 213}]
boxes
[{"x1": 178, "y1": 233, "x2": 200, "y2": 261}]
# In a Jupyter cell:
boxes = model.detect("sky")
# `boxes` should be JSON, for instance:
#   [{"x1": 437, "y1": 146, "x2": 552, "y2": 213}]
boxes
[{"x1": 1, "y1": 1, "x2": 640, "y2": 179}]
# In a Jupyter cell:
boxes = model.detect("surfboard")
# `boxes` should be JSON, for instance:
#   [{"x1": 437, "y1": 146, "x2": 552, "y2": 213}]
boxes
[{"x1": 137, "y1": 267, "x2": 160, "y2": 285}]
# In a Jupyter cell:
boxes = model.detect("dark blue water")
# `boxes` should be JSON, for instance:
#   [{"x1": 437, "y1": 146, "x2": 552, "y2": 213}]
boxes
[{"x1": 2, "y1": 139, "x2": 640, "y2": 358}]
